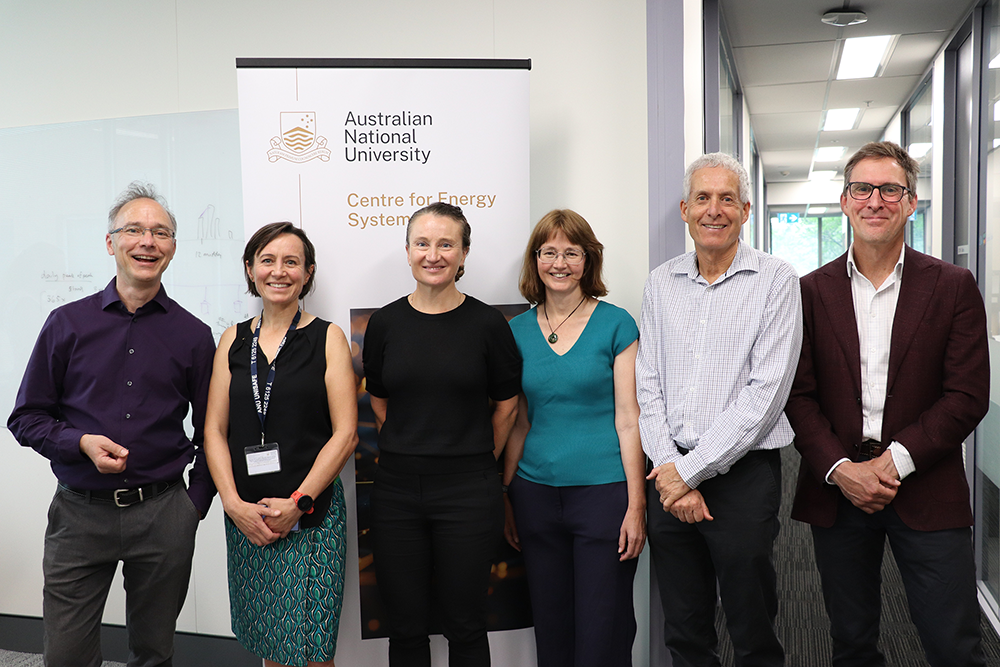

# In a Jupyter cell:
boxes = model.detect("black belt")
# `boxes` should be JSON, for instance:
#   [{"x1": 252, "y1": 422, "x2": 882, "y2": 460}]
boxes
[
  {"x1": 855, "y1": 439, "x2": 884, "y2": 461},
  {"x1": 59, "y1": 479, "x2": 181, "y2": 507}
]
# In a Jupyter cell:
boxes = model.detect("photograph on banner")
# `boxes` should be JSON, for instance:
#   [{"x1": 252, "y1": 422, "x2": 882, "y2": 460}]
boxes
[{"x1": 350, "y1": 305, "x2": 532, "y2": 639}]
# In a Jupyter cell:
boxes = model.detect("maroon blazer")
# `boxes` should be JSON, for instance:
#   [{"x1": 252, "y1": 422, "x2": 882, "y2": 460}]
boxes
[{"x1": 787, "y1": 246, "x2": 989, "y2": 531}]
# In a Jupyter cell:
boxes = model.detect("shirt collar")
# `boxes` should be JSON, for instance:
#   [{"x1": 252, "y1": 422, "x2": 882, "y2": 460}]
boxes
[
  {"x1": 846, "y1": 242, "x2": 905, "y2": 280},
  {"x1": 674, "y1": 240, "x2": 759, "y2": 283},
  {"x1": 100, "y1": 278, "x2": 170, "y2": 313}
]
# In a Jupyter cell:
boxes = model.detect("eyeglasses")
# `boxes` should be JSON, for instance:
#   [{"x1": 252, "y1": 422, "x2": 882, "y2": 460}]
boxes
[
  {"x1": 845, "y1": 182, "x2": 911, "y2": 203},
  {"x1": 536, "y1": 247, "x2": 586, "y2": 265},
  {"x1": 110, "y1": 225, "x2": 176, "y2": 241}
]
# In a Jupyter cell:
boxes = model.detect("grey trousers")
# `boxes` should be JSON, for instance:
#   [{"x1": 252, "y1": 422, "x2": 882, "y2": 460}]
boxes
[{"x1": 42, "y1": 483, "x2": 199, "y2": 667}]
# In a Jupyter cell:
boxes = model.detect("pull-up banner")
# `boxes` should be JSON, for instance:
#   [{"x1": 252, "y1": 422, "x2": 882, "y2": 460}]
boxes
[{"x1": 236, "y1": 58, "x2": 534, "y2": 666}]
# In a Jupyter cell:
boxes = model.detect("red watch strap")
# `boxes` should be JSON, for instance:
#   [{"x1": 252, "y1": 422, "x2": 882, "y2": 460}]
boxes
[{"x1": 291, "y1": 491, "x2": 314, "y2": 514}]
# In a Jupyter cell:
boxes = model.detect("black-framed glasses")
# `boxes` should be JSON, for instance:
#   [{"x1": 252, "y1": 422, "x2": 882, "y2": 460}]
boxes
[
  {"x1": 846, "y1": 182, "x2": 911, "y2": 203},
  {"x1": 110, "y1": 225, "x2": 176, "y2": 241},
  {"x1": 536, "y1": 247, "x2": 586, "y2": 265}
]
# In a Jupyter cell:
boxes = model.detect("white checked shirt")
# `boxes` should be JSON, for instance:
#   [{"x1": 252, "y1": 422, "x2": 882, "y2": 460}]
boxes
[
  {"x1": 824, "y1": 243, "x2": 915, "y2": 481},
  {"x1": 637, "y1": 242, "x2": 803, "y2": 488}
]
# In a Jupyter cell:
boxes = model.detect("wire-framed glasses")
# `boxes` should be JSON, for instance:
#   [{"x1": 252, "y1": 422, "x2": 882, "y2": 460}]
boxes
[{"x1": 536, "y1": 247, "x2": 586, "y2": 265}]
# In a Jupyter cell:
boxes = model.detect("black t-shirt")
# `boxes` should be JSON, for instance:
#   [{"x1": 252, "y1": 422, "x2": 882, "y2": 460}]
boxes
[{"x1": 363, "y1": 295, "x2": 522, "y2": 467}]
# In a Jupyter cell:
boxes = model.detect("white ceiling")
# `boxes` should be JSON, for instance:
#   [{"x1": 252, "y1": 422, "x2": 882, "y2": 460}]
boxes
[{"x1": 719, "y1": 0, "x2": 978, "y2": 184}]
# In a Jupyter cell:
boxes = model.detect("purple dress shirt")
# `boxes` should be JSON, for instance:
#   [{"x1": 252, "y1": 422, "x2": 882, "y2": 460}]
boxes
[{"x1": 8, "y1": 279, "x2": 217, "y2": 516}]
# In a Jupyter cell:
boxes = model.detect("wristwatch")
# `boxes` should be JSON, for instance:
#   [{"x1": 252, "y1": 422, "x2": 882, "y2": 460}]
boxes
[{"x1": 290, "y1": 490, "x2": 314, "y2": 514}]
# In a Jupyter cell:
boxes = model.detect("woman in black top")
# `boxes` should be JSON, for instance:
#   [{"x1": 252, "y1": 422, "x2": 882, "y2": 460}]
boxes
[
  {"x1": 363, "y1": 202, "x2": 521, "y2": 667},
  {"x1": 205, "y1": 222, "x2": 358, "y2": 667}
]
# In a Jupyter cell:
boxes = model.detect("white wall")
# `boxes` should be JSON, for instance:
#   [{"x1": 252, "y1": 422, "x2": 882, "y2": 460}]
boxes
[{"x1": 0, "y1": 0, "x2": 652, "y2": 658}]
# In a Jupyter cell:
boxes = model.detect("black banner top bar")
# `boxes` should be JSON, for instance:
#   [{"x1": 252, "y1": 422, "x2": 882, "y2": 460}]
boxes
[{"x1": 236, "y1": 58, "x2": 531, "y2": 70}]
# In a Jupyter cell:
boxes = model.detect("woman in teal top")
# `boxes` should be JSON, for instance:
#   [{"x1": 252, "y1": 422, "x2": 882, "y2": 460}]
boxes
[{"x1": 503, "y1": 209, "x2": 646, "y2": 667}]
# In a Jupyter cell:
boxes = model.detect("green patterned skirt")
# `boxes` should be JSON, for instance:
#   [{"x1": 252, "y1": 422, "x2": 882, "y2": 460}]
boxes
[{"x1": 225, "y1": 477, "x2": 346, "y2": 666}]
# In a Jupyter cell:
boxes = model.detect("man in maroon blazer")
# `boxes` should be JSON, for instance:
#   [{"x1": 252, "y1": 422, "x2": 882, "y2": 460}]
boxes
[{"x1": 786, "y1": 141, "x2": 989, "y2": 667}]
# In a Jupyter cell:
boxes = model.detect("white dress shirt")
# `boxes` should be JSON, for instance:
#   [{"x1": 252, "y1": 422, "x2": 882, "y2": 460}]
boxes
[
  {"x1": 636, "y1": 242, "x2": 803, "y2": 488},
  {"x1": 824, "y1": 243, "x2": 915, "y2": 482}
]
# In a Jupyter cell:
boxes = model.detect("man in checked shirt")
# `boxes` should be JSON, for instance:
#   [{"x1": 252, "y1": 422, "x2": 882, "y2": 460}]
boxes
[
  {"x1": 637, "y1": 152, "x2": 802, "y2": 667},
  {"x1": 786, "y1": 141, "x2": 988, "y2": 666}
]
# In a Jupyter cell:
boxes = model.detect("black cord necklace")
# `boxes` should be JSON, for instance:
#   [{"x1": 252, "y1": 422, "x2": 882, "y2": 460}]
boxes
[{"x1": 543, "y1": 296, "x2": 587, "y2": 344}]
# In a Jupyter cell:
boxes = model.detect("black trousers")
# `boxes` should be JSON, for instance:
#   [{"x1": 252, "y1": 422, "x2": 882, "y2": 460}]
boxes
[
  {"x1": 509, "y1": 476, "x2": 638, "y2": 667},
  {"x1": 372, "y1": 464, "x2": 504, "y2": 667},
  {"x1": 647, "y1": 448, "x2": 784, "y2": 667},
  {"x1": 811, "y1": 496, "x2": 985, "y2": 667}
]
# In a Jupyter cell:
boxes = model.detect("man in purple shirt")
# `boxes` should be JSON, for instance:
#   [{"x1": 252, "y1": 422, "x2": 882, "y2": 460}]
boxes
[{"x1": 8, "y1": 182, "x2": 216, "y2": 667}]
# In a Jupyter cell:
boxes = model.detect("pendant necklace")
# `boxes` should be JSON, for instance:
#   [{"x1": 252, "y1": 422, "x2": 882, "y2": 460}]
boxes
[{"x1": 543, "y1": 296, "x2": 587, "y2": 345}]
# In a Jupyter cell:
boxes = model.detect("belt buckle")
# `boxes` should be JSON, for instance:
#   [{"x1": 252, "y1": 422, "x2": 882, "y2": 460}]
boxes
[{"x1": 114, "y1": 488, "x2": 142, "y2": 507}]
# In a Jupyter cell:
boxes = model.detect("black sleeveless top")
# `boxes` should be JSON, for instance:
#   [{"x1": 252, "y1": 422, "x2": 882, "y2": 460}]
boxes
[{"x1": 227, "y1": 317, "x2": 333, "y2": 528}]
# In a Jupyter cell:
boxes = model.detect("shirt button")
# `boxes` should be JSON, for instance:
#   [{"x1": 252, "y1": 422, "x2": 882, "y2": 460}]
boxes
[
  {"x1": 129, "y1": 349, "x2": 135, "y2": 354},
  {"x1": 127, "y1": 381, "x2": 132, "y2": 386},
  {"x1": 689, "y1": 387, "x2": 695, "y2": 393},
  {"x1": 125, "y1": 413, "x2": 131, "y2": 419}
]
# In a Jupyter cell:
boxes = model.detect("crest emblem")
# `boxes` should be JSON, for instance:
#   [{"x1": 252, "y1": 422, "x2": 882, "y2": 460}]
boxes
[{"x1": 267, "y1": 112, "x2": 331, "y2": 163}]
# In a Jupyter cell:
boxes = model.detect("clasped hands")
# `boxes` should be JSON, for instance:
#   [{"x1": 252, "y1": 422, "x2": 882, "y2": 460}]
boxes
[
  {"x1": 227, "y1": 496, "x2": 305, "y2": 546},
  {"x1": 647, "y1": 463, "x2": 713, "y2": 524},
  {"x1": 830, "y1": 450, "x2": 900, "y2": 514}
]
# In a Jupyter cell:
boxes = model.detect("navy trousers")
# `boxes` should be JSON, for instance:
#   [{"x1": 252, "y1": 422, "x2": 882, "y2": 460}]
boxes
[
  {"x1": 509, "y1": 477, "x2": 638, "y2": 667},
  {"x1": 811, "y1": 496, "x2": 984, "y2": 667}
]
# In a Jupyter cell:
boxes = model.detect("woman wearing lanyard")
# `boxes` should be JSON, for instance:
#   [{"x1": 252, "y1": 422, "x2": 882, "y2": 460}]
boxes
[
  {"x1": 363, "y1": 202, "x2": 521, "y2": 667},
  {"x1": 204, "y1": 222, "x2": 358, "y2": 667}
]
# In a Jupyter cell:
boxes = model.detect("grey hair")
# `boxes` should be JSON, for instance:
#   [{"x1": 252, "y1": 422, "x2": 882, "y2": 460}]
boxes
[
  {"x1": 683, "y1": 152, "x2": 751, "y2": 205},
  {"x1": 107, "y1": 181, "x2": 177, "y2": 233}
]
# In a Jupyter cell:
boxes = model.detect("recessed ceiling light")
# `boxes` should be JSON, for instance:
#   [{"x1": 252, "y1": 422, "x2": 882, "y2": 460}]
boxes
[
  {"x1": 807, "y1": 206, "x2": 828, "y2": 215},
  {"x1": 822, "y1": 11, "x2": 868, "y2": 27},
  {"x1": 837, "y1": 35, "x2": 894, "y2": 80},
  {"x1": 908, "y1": 143, "x2": 932, "y2": 159},
  {"x1": 824, "y1": 108, "x2": 860, "y2": 131},
  {"x1": 816, "y1": 146, "x2": 847, "y2": 161},
  {"x1": 810, "y1": 170, "x2": 838, "y2": 181}
]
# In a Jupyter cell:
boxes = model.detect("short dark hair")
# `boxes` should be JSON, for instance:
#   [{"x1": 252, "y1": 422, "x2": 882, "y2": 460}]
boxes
[
  {"x1": 406, "y1": 202, "x2": 472, "y2": 282},
  {"x1": 844, "y1": 141, "x2": 920, "y2": 196},
  {"x1": 518, "y1": 209, "x2": 608, "y2": 304},
  {"x1": 108, "y1": 181, "x2": 177, "y2": 232},
  {"x1": 242, "y1": 222, "x2": 317, "y2": 297}
]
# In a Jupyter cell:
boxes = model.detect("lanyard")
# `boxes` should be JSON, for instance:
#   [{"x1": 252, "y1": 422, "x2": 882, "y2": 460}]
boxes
[{"x1": 250, "y1": 309, "x2": 301, "y2": 440}]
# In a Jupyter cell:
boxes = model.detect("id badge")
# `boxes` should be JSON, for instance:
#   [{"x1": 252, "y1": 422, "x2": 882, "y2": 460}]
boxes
[{"x1": 245, "y1": 442, "x2": 281, "y2": 476}]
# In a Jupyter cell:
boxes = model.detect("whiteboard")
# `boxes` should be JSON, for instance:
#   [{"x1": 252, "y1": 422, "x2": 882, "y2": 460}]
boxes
[{"x1": 0, "y1": 109, "x2": 248, "y2": 419}]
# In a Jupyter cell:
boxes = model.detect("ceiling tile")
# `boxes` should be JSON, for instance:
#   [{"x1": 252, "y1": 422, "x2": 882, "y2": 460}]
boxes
[
  {"x1": 828, "y1": 75, "x2": 924, "y2": 111},
  {"x1": 744, "y1": 82, "x2": 827, "y2": 115},
  {"x1": 733, "y1": 42, "x2": 837, "y2": 86},
  {"x1": 751, "y1": 110, "x2": 823, "y2": 136},
  {"x1": 883, "y1": 33, "x2": 950, "y2": 78}
]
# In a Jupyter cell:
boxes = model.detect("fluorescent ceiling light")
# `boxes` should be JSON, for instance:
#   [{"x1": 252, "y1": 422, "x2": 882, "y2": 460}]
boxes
[
  {"x1": 815, "y1": 146, "x2": 846, "y2": 161},
  {"x1": 908, "y1": 143, "x2": 932, "y2": 159},
  {"x1": 807, "y1": 206, "x2": 828, "y2": 215},
  {"x1": 824, "y1": 108, "x2": 860, "y2": 131},
  {"x1": 809, "y1": 170, "x2": 838, "y2": 181},
  {"x1": 837, "y1": 35, "x2": 893, "y2": 80}
]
